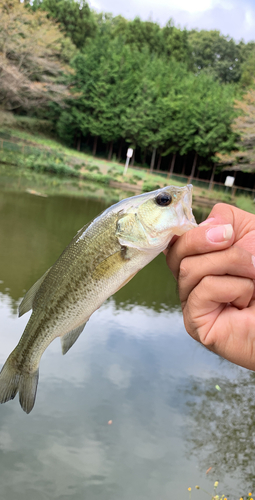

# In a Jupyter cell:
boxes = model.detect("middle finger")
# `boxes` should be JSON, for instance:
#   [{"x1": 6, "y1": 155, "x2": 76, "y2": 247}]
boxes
[{"x1": 178, "y1": 245, "x2": 255, "y2": 304}]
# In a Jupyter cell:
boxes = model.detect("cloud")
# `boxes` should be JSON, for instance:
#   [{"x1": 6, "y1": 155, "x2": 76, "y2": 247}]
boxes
[{"x1": 89, "y1": 0, "x2": 255, "y2": 42}]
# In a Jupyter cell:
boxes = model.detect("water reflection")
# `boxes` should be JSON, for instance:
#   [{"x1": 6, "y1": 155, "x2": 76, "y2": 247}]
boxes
[{"x1": 185, "y1": 370, "x2": 255, "y2": 493}]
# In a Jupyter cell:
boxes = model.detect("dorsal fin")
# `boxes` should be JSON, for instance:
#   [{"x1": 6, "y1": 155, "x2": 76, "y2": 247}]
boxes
[
  {"x1": 18, "y1": 267, "x2": 52, "y2": 317},
  {"x1": 61, "y1": 321, "x2": 87, "y2": 355}
]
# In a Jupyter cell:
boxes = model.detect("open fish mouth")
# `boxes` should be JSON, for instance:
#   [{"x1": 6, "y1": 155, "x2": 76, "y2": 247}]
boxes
[{"x1": 182, "y1": 185, "x2": 197, "y2": 227}]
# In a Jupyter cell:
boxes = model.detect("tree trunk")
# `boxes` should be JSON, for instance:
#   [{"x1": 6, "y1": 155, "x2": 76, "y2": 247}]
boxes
[
  {"x1": 142, "y1": 148, "x2": 147, "y2": 165},
  {"x1": 209, "y1": 163, "x2": 216, "y2": 190},
  {"x1": 93, "y1": 136, "x2": 98, "y2": 156},
  {"x1": 150, "y1": 147, "x2": 157, "y2": 172},
  {"x1": 167, "y1": 153, "x2": 176, "y2": 178},
  {"x1": 108, "y1": 140, "x2": 113, "y2": 161},
  {"x1": 77, "y1": 137, "x2": 81, "y2": 151},
  {"x1": 131, "y1": 149, "x2": 135, "y2": 166},
  {"x1": 181, "y1": 156, "x2": 186, "y2": 176},
  {"x1": 188, "y1": 152, "x2": 198, "y2": 184},
  {"x1": 117, "y1": 138, "x2": 123, "y2": 162},
  {"x1": 196, "y1": 158, "x2": 200, "y2": 178},
  {"x1": 156, "y1": 154, "x2": 162, "y2": 171}
]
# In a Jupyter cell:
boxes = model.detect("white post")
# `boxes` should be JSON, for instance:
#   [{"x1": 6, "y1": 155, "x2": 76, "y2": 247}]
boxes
[
  {"x1": 123, "y1": 157, "x2": 130, "y2": 176},
  {"x1": 123, "y1": 148, "x2": 133, "y2": 176}
]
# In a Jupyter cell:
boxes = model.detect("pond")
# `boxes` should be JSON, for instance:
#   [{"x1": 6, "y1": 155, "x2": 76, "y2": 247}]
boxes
[{"x1": 0, "y1": 188, "x2": 254, "y2": 500}]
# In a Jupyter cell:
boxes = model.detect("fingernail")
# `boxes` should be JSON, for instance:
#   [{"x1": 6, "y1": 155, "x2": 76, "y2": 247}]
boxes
[
  {"x1": 252, "y1": 256, "x2": 255, "y2": 268},
  {"x1": 206, "y1": 224, "x2": 233, "y2": 243},
  {"x1": 199, "y1": 217, "x2": 215, "y2": 226}
]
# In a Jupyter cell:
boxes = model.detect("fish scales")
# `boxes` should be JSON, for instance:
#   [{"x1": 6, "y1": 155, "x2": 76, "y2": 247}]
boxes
[
  {"x1": 14, "y1": 212, "x2": 122, "y2": 369},
  {"x1": 0, "y1": 185, "x2": 197, "y2": 413}
]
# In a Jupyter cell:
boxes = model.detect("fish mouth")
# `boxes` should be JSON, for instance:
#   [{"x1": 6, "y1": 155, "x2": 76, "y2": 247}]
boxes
[{"x1": 181, "y1": 185, "x2": 197, "y2": 228}]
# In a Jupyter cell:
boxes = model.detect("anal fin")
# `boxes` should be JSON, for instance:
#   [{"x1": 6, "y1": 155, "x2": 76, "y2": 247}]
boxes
[{"x1": 61, "y1": 322, "x2": 87, "y2": 355}]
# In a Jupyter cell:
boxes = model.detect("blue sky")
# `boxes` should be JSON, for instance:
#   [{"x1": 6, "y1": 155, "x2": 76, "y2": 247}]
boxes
[{"x1": 89, "y1": 0, "x2": 255, "y2": 42}]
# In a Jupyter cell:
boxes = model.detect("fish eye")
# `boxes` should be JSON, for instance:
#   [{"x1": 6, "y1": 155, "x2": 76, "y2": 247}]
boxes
[{"x1": 155, "y1": 193, "x2": 172, "y2": 206}]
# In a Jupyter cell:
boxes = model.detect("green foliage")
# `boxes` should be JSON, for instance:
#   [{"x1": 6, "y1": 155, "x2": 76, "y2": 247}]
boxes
[
  {"x1": 108, "y1": 167, "x2": 119, "y2": 174},
  {"x1": 19, "y1": 153, "x2": 79, "y2": 177},
  {"x1": 0, "y1": 0, "x2": 76, "y2": 114},
  {"x1": 235, "y1": 195, "x2": 255, "y2": 214},
  {"x1": 31, "y1": 0, "x2": 97, "y2": 49},
  {"x1": 125, "y1": 176, "x2": 137, "y2": 185},
  {"x1": 188, "y1": 30, "x2": 243, "y2": 83},
  {"x1": 142, "y1": 181, "x2": 161, "y2": 192},
  {"x1": 85, "y1": 165, "x2": 100, "y2": 172},
  {"x1": 240, "y1": 47, "x2": 255, "y2": 88},
  {"x1": 14, "y1": 117, "x2": 54, "y2": 134},
  {"x1": 82, "y1": 171, "x2": 112, "y2": 185},
  {"x1": 132, "y1": 174, "x2": 143, "y2": 181}
]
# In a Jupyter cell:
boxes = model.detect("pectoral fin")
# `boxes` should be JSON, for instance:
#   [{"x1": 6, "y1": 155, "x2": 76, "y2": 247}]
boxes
[
  {"x1": 92, "y1": 247, "x2": 139, "y2": 292},
  {"x1": 19, "y1": 267, "x2": 52, "y2": 317},
  {"x1": 61, "y1": 322, "x2": 87, "y2": 355}
]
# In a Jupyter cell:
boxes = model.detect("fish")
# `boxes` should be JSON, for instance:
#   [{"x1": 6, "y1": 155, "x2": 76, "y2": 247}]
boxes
[{"x1": 0, "y1": 184, "x2": 197, "y2": 413}]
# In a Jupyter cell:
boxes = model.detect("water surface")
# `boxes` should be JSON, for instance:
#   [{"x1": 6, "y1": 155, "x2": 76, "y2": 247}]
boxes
[{"x1": 0, "y1": 189, "x2": 254, "y2": 499}]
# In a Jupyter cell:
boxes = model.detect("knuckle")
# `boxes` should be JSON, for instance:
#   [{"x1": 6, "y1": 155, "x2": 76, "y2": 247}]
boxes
[
  {"x1": 183, "y1": 301, "x2": 202, "y2": 342},
  {"x1": 179, "y1": 257, "x2": 191, "y2": 281},
  {"x1": 213, "y1": 202, "x2": 226, "y2": 212},
  {"x1": 210, "y1": 202, "x2": 231, "y2": 219},
  {"x1": 200, "y1": 274, "x2": 214, "y2": 289},
  {"x1": 183, "y1": 228, "x2": 195, "y2": 248},
  {"x1": 246, "y1": 278, "x2": 254, "y2": 294},
  {"x1": 228, "y1": 245, "x2": 244, "y2": 263}
]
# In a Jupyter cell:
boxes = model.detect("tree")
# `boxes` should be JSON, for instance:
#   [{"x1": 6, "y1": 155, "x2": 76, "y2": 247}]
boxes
[
  {"x1": 239, "y1": 47, "x2": 255, "y2": 88},
  {"x1": 121, "y1": 57, "x2": 192, "y2": 170},
  {"x1": 216, "y1": 87, "x2": 255, "y2": 174},
  {"x1": 188, "y1": 29, "x2": 242, "y2": 83},
  {"x1": 30, "y1": 0, "x2": 97, "y2": 49},
  {"x1": 162, "y1": 19, "x2": 191, "y2": 66},
  {"x1": 0, "y1": 0, "x2": 76, "y2": 112},
  {"x1": 179, "y1": 73, "x2": 236, "y2": 182},
  {"x1": 57, "y1": 35, "x2": 144, "y2": 154}
]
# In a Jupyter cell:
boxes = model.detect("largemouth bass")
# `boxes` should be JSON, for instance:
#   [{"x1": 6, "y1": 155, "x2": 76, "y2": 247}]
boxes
[{"x1": 0, "y1": 185, "x2": 196, "y2": 413}]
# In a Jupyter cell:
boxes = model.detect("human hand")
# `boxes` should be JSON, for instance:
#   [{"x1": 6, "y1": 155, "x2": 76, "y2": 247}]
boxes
[{"x1": 165, "y1": 203, "x2": 255, "y2": 371}]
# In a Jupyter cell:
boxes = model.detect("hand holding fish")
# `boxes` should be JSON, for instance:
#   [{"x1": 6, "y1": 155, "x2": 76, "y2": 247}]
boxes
[{"x1": 166, "y1": 203, "x2": 255, "y2": 371}]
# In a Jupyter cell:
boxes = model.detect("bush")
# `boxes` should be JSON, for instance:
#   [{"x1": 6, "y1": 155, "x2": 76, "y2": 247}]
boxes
[
  {"x1": 108, "y1": 167, "x2": 118, "y2": 174},
  {"x1": 15, "y1": 116, "x2": 54, "y2": 134},
  {"x1": 82, "y1": 171, "x2": 111, "y2": 185},
  {"x1": 20, "y1": 153, "x2": 79, "y2": 177},
  {"x1": 142, "y1": 181, "x2": 161, "y2": 192},
  {"x1": 236, "y1": 195, "x2": 255, "y2": 214},
  {"x1": 127, "y1": 176, "x2": 137, "y2": 185},
  {"x1": 85, "y1": 164, "x2": 100, "y2": 172},
  {"x1": 132, "y1": 174, "x2": 143, "y2": 181}
]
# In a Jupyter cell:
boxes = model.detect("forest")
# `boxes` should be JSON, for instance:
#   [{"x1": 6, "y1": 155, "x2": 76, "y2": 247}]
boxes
[{"x1": 1, "y1": 0, "x2": 255, "y2": 188}]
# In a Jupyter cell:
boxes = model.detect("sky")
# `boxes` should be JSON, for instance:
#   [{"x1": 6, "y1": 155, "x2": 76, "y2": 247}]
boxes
[{"x1": 89, "y1": 0, "x2": 255, "y2": 43}]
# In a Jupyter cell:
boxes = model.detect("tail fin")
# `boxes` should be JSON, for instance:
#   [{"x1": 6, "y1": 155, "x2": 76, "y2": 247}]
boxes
[{"x1": 0, "y1": 357, "x2": 39, "y2": 414}]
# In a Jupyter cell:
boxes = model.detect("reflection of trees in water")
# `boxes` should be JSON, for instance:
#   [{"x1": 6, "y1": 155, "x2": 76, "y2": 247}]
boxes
[
  {"x1": 186, "y1": 370, "x2": 255, "y2": 489},
  {"x1": 0, "y1": 291, "x2": 19, "y2": 317},
  {"x1": 112, "y1": 254, "x2": 180, "y2": 313}
]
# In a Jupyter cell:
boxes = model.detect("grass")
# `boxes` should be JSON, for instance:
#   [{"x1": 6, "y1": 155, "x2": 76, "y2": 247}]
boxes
[
  {"x1": 0, "y1": 163, "x2": 134, "y2": 205},
  {"x1": 1, "y1": 126, "x2": 255, "y2": 212},
  {"x1": 235, "y1": 195, "x2": 255, "y2": 214}
]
